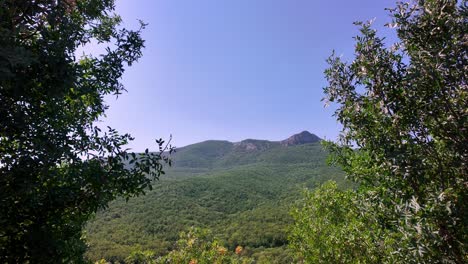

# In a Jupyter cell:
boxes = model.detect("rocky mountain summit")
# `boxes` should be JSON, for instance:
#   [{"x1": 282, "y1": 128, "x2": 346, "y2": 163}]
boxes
[
  {"x1": 280, "y1": 131, "x2": 321, "y2": 146},
  {"x1": 231, "y1": 131, "x2": 321, "y2": 152}
]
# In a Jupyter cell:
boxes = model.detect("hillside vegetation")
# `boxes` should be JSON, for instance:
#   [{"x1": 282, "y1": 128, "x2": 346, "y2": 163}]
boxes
[{"x1": 85, "y1": 132, "x2": 348, "y2": 262}]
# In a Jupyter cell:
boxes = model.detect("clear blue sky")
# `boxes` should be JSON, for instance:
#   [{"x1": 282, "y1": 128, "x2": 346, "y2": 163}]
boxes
[{"x1": 98, "y1": 0, "x2": 398, "y2": 150}]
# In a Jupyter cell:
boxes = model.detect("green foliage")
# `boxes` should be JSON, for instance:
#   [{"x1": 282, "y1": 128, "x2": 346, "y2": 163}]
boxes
[
  {"x1": 289, "y1": 181, "x2": 393, "y2": 263},
  {"x1": 0, "y1": 0, "x2": 172, "y2": 262},
  {"x1": 125, "y1": 250, "x2": 155, "y2": 264},
  {"x1": 249, "y1": 246, "x2": 294, "y2": 264},
  {"x1": 171, "y1": 141, "x2": 234, "y2": 168},
  {"x1": 105, "y1": 228, "x2": 253, "y2": 264},
  {"x1": 317, "y1": 0, "x2": 467, "y2": 262},
  {"x1": 155, "y1": 228, "x2": 253, "y2": 264},
  {"x1": 85, "y1": 142, "x2": 348, "y2": 262}
]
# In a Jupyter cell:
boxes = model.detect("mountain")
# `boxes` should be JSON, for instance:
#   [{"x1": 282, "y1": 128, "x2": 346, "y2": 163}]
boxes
[
  {"x1": 170, "y1": 131, "x2": 322, "y2": 169},
  {"x1": 85, "y1": 132, "x2": 347, "y2": 262},
  {"x1": 280, "y1": 131, "x2": 321, "y2": 146}
]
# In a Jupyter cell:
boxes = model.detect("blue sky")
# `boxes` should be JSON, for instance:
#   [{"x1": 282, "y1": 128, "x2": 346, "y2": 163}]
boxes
[{"x1": 98, "y1": 0, "x2": 398, "y2": 150}]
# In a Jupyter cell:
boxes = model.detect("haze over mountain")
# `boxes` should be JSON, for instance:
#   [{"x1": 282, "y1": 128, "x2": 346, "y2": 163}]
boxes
[{"x1": 85, "y1": 131, "x2": 347, "y2": 262}]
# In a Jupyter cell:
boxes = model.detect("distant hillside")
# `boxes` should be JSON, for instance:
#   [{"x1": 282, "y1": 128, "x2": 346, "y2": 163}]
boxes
[
  {"x1": 85, "y1": 132, "x2": 348, "y2": 262},
  {"x1": 170, "y1": 131, "x2": 322, "y2": 169}
]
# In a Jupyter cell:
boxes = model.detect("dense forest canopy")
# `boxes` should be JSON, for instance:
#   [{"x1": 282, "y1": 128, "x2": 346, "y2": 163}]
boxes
[{"x1": 85, "y1": 137, "x2": 346, "y2": 263}]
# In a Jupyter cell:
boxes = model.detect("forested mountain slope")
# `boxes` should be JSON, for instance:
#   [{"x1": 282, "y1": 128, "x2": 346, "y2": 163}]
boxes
[{"x1": 85, "y1": 131, "x2": 347, "y2": 262}]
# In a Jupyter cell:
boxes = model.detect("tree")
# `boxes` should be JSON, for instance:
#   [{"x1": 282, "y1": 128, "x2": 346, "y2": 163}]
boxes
[
  {"x1": 317, "y1": 0, "x2": 466, "y2": 262},
  {"x1": 155, "y1": 227, "x2": 253, "y2": 264},
  {"x1": 289, "y1": 181, "x2": 389, "y2": 264},
  {"x1": 125, "y1": 249, "x2": 156, "y2": 264},
  {"x1": 0, "y1": 0, "x2": 173, "y2": 262}
]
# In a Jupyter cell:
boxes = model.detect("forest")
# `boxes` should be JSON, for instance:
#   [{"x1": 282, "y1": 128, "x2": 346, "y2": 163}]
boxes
[
  {"x1": 85, "y1": 136, "x2": 347, "y2": 262},
  {"x1": 0, "y1": 0, "x2": 466, "y2": 263}
]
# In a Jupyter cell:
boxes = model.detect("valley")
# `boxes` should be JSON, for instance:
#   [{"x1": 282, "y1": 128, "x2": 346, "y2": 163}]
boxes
[{"x1": 85, "y1": 131, "x2": 348, "y2": 262}]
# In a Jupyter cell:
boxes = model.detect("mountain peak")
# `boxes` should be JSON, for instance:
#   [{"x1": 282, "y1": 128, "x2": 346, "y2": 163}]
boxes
[{"x1": 280, "y1": 131, "x2": 321, "y2": 146}]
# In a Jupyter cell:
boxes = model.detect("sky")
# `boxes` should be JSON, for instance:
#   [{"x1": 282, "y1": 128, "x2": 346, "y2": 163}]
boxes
[{"x1": 96, "y1": 0, "x2": 399, "y2": 150}]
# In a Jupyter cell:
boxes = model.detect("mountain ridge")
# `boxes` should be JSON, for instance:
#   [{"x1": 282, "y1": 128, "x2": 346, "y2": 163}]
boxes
[
  {"x1": 171, "y1": 131, "x2": 322, "y2": 168},
  {"x1": 182, "y1": 131, "x2": 321, "y2": 148}
]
